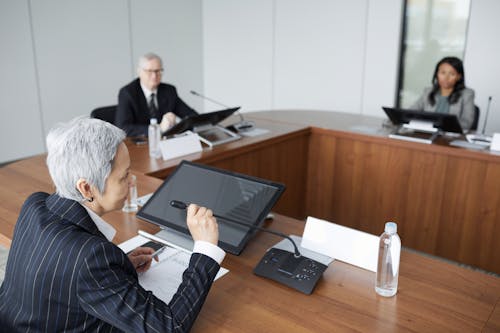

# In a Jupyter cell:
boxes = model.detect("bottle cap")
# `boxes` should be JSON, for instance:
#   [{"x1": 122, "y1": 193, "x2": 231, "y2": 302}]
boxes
[
  {"x1": 150, "y1": 118, "x2": 158, "y2": 125},
  {"x1": 384, "y1": 222, "x2": 397, "y2": 234}
]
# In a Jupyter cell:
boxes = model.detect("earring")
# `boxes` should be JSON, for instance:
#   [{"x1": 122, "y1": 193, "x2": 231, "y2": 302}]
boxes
[{"x1": 87, "y1": 197, "x2": 94, "y2": 202}]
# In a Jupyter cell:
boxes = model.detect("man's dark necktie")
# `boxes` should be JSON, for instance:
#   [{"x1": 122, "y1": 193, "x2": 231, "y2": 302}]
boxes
[{"x1": 149, "y1": 93, "x2": 158, "y2": 118}]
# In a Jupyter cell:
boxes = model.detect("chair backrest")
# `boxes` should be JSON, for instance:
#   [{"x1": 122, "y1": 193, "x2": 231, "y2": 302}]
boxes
[
  {"x1": 470, "y1": 105, "x2": 480, "y2": 131},
  {"x1": 90, "y1": 105, "x2": 117, "y2": 124}
]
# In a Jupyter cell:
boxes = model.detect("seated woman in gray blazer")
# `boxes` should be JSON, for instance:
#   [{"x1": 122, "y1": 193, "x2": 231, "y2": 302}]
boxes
[{"x1": 411, "y1": 56, "x2": 475, "y2": 130}]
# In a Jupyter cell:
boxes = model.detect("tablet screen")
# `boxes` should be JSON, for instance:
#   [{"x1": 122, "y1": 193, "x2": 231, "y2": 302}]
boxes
[{"x1": 137, "y1": 161, "x2": 285, "y2": 255}]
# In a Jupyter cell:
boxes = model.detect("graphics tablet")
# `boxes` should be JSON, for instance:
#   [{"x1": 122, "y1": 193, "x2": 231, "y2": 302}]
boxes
[
  {"x1": 136, "y1": 161, "x2": 285, "y2": 255},
  {"x1": 382, "y1": 106, "x2": 463, "y2": 134},
  {"x1": 163, "y1": 107, "x2": 240, "y2": 137}
]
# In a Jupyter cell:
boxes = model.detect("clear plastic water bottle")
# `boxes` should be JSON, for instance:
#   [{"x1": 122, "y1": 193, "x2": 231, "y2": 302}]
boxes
[
  {"x1": 375, "y1": 222, "x2": 401, "y2": 297},
  {"x1": 148, "y1": 118, "x2": 161, "y2": 158}
]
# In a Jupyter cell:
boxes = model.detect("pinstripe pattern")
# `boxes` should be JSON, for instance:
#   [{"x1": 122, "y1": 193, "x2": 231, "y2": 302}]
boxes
[{"x1": 0, "y1": 193, "x2": 220, "y2": 332}]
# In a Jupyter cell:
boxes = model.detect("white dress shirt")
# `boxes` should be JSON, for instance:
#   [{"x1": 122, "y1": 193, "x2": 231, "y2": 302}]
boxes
[
  {"x1": 81, "y1": 204, "x2": 225, "y2": 265},
  {"x1": 140, "y1": 83, "x2": 158, "y2": 110}
]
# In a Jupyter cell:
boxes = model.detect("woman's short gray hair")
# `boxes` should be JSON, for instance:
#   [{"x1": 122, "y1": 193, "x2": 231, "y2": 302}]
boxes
[{"x1": 46, "y1": 117, "x2": 126, "y2": 201}]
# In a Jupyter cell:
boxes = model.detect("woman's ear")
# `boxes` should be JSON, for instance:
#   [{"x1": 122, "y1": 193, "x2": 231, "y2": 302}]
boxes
[{"x1": 76, "y1": 178, "x2": 93, "y2": 202}]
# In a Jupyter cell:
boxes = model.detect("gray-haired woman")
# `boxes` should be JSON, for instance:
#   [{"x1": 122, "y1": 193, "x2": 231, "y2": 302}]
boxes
[{"x1": 0, "y1": 117, "x2": 224, "y2": 332}]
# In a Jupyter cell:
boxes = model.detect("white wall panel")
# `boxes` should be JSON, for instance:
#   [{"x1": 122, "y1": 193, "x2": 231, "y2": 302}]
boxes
[
  {"x1": 0, "y1": 1, "x2": 44, "y2": 162},
  {"x1": 464, "y1": 0, "x2": 500, "y2": 134},
  {"x1": 273, "y1": 0, "x2": 367, "y2": 112},
  {"x1": 30, "y1": 0, "x2": 131, "y2": 134},
  {"x1": 130, "y1": 0, "x2": 204, "y2": 112},
  {"x1": 361, "y1": 0, "x2": 402, "y2": 117},
  {"x1": 203, "y1": 0, "x2": 274, "y2": 112}
]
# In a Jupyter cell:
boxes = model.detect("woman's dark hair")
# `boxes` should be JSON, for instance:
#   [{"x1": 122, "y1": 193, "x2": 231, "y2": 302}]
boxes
[{"x1": 428, "y1": 56, "x2": 466, "y2": 105}]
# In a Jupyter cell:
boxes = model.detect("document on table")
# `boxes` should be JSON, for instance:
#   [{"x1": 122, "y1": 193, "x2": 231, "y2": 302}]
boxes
[{"x1": 119, "y1": 235, "x2": 229, "y2": 304}]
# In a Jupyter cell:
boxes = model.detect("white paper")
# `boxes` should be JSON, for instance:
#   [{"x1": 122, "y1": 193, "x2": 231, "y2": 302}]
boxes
[
  {"x1": 139, "y1": 248, "x2": 228, "y2": 304},
  {"x1": 301, "y1": 217, "x2": 379, "y2": 272},
  {"x1": 118, "y1": 235, "x2": 150, "y2": 254},
  {"x1": 490, "y1": 133, "x2": 500, "y2": 151},
  {"x1": 159, "y1": 132, "x2": 202, "y2": 160},
  {"x1": 136, "y1": 193, "x2": 153, "y2": 207},
  {"x1": 118, "y1": 234, "x2": 229, "y2": 304}
]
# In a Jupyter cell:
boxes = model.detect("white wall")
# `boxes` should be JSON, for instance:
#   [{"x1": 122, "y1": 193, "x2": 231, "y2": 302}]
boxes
[
  {"x1": 130, "y1": 0, "x2": 203, "y2": 111},
  {"x1": 464, "y1": 0, "x2": 500, "y2": 134},
  {"x1": 30, "y1": 0, "x2": 131, "y2": 134},
  {"x1": 203, "y1": 0, "x2": 274, "y2": 112},
  {"x1": 203, "y1": 0, "x2": 403, "y2": 116},
  {"x1": 362, "y1": 0, "x2": 403, "y2": 117},
  {"x1": 0, "y1": 0, "x2": 203, "y2": 164},
  {"x1": 273, "y1": 0, "x2": 367, "y2": 112},
  {"x1": 0, "y1": 1, "x2": 45, "y2": 162}
]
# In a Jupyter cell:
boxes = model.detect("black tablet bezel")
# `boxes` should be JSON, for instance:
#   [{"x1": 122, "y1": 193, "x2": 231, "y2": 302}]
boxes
[
  {"x1": 382, "y1": 106, "x2": 463, "y2": 134},
  {"x1": 136, "y1": 160, "x2": 286, "y2": 255}
]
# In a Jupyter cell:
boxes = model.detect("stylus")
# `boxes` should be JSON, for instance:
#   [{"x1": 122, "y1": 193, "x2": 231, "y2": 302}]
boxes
[{"x1": 169, "y1": 200, "x2": 302, "y2": 257}]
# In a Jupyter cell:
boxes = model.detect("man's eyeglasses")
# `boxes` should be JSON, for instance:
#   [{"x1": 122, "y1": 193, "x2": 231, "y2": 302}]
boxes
[{"x1": 142, "y1": 68, "x2": 164, "y2": 75}]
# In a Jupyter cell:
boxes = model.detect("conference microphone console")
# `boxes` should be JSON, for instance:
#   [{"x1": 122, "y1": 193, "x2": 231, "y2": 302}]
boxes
[{"x1": 169, "y1": 200, "x2": 328, "y2": 294}]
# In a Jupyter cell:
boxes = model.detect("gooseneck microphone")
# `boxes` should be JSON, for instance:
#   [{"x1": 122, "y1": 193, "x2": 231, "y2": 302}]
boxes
[
  {"x1": 190, "y1": 90, "x2": 230, "y2": 109},
  {"x1": 170, "y1": 200, "x2": 301, "y2": 258},
  {"x1": 190, "y1": 90, "x2": 255, "y2": 131}
]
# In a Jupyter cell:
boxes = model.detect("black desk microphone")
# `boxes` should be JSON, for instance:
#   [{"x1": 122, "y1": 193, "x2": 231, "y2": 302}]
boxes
[
  {"x1": 467, "y1": 96, "x2": 493, "y2": 144},
  {"x1": 170, "y1": 200, "x2": 328, "y2": 294},
  {"x1": 481, "y1": 96, "x2": 493, "y2": 135},
  {"x1": 189, "y1": 90, "x2": 255, "y2": 132}
]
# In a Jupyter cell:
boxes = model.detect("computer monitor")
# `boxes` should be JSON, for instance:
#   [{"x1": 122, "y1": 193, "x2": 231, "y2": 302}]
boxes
[
  {"x1": 382, "y1": 106, "x2": 463, "y2": 134},
  {"x1": 136, "y1": 161, "x2": 285, "y2": 255},
  {"x1": 162, "y1": 107, "x2": 240, "y2": 137}
]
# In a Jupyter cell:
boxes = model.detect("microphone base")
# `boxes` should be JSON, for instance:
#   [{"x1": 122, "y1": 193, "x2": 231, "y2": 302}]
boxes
[
  {"x1": 228, "y1": 120, "x2": 255, "y2": 133},
  {"x1": 466, "y1": 133, "x2": 492, "y2": 146},
  {"x1": 253, "y1": 248, "x2": 328, "y2": 295}
]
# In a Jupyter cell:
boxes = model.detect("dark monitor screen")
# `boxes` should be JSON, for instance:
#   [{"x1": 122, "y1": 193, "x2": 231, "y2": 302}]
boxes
[
  {"x1": 162, "y1": 107, "x2": 240, "y2": 137},
  {"x1": 382, "y1": 106, "x2": 463, "y2": 134},
  {"x1": 136, "y1": 161, "x2": 285, "y2": 255}
]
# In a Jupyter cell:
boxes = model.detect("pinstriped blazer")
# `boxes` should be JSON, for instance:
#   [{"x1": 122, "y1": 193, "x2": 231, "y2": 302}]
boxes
[{"x1": 0, "y1": 192, "x2": 220, "y2": 332}]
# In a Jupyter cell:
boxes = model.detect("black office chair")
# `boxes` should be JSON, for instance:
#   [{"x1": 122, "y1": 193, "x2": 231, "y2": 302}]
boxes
[
  {"x1": 470, "y1": 105, "x2": 480, "y2": 131},
  {"x1": 90, "y1": 105, "x2": 117, "y2": 124}
]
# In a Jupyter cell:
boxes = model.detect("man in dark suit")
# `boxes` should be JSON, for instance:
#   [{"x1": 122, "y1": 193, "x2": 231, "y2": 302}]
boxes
[
  {"x1": 0, "y1": 118, "x2": 224, "y2": 332},
  {"x1": 116, "y1": 52, "x2": 198, "y2": 137}
]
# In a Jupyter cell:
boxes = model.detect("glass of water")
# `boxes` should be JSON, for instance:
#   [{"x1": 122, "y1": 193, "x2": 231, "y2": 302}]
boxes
[{"x1": 122, "y1": 174, "x2": 138, "y2": 213}]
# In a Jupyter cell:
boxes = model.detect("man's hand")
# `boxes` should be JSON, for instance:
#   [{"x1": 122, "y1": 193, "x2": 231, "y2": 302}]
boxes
[
  {"x1": 187, "y1": 204, "x2": 219, "y2": 245},
  {"x1": 127, "y1": 247, "x2": 159, "y2": 273},
  {"x1": 160, "y1": 112, "x2": 177, "y2": 132}
]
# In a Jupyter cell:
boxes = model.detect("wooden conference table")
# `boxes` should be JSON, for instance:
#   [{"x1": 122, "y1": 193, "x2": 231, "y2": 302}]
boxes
[{"x1": 0, "y1": 110, "x2": 499, "y2": 331}]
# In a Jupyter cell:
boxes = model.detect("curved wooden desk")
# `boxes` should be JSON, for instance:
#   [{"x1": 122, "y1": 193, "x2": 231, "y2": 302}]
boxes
[
  {"x1": 122, "y1": 110, "x2": 500, "y2": 274},
  {"x1": 0, "y1": 111, "x2": 499, "y2": 331}
]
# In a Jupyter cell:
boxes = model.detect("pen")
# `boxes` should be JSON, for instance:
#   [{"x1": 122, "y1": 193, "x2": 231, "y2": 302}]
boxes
[{"x1": 138, "y1": 246, "x2": 166, "y2": 268}]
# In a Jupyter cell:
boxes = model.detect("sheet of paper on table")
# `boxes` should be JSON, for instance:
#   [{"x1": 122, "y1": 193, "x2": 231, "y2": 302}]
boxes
[{"x1": 119, "y1": 235, "x2": 229, "y2": 304}]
